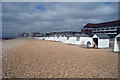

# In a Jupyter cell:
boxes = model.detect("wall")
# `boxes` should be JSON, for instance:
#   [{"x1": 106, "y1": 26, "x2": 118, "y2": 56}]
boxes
[
  {"x1": 98, "y1": 39, "x2": 109, "y2": 48},
  {"x1": 51, "y1": 37, "x2": 59, "y2": 41},
  {"x1": 63, "y1": 37, "x2": 93, "y2": 47},
  {"x1": 114, "y1": 37, "x2": 120, "y2": 52},
  {"x1": 118, "y1": 41, "x2": 120, "y2": 51},
  {"x1": 63, "y1": 37, "x2": 76, "y2": 44},
  {"x1": 59, "y1": 36, "x2": 67, "y2": 42},
  {"x1": 72, "y1": 37, "x2": 93, "y2": 47},
  {"x1": 79, "y1": 37, "x2": 93, "y2": 47}
]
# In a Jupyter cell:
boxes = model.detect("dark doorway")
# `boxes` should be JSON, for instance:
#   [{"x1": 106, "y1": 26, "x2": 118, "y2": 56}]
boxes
[
  {"x1": 67, "y1": 37, "x2": 69, "y2": 40},
  {"x1": 76, "y1": 37, "x2": 80, "y2": 41},
  {"x1": 93, "y1": 38, "x2": 98, "y2": 46}
]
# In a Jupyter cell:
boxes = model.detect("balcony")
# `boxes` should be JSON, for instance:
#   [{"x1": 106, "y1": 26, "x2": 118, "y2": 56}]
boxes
[
  {"x1": 93, "y1": 29, "x2": 117, "y2": 32},
  {"x1": 106, "y1": 33, "x2": 117, "y2": 34}
]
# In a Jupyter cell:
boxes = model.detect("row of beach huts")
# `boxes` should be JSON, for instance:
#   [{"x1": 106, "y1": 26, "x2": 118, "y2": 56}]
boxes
[
  {"x1": 25, "y1": 33, "x2": 120, "y2": 53},
  {"x1": 19, "y1": 32, "x2": 120, "y2": 52}
]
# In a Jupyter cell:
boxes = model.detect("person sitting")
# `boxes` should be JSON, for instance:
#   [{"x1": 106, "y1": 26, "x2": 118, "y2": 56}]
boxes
[
  {"x1": 93, "y1": 42, "x2": 97, "y2": 48},
  {"x1": 87, "y1": 41, "x2": 91, "y2": 48}
]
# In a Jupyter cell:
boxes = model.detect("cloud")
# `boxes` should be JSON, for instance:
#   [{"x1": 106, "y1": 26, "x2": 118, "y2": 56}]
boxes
[{"x1": 2, "y1": 2, "x2": 118, "y2": 37}]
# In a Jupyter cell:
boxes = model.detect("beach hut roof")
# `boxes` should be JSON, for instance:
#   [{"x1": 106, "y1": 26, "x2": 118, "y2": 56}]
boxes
[
  {"x1": 60, "y1": 34, "x2": 66, "y2": 37},
  {"x1": 94, "y1": 33, "x2": 109, "y2": 39},
  {"x1": 52, "y1": 34, "x2": 60, "y2": 37},
  {"x1": 65, "y1": 34, "x2": 73, "y2": 37},
  {"x1": 116, "y1": 34, "x2": 120, "y2": 37},
  {"x1": 74, "y1": 34, "x2": 89, "y2": 37},
  {"x1": 39, "y1": 34, "x2": 44, "y2": 37}
]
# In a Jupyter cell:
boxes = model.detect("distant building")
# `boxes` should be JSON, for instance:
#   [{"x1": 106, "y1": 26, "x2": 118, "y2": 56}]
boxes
[
  {"x1": 81, "y1": 20, "x2": 120, "y2": 38},
  {"x1": 18, "y1": 32, "x2": 41, "y2": 38},
  {"x1": 19, "y1": 33, "x2": 28, "y2": 37}
]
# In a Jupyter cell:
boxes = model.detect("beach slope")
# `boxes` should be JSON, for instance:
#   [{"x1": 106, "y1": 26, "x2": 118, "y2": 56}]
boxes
[{"x1": 2, "y1": 38, "x2": 118, "y2": 78}]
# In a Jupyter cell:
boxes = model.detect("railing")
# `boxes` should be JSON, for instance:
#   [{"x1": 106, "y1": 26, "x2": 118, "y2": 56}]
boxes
[{"x1": 93, "y1": 29, "x2": 117, "y2": 32}]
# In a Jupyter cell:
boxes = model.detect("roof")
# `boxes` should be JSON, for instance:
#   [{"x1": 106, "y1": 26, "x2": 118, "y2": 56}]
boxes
[
  {"x1": 74, "y1": 34, "x2": 89, "y2": 37},
  {"x1": 116, "y1": 34, "x2": 120, "y2": 37},
  {"x1": 51, "y1": 34, "x2": 60, "y2": 37},
  {"x1": 64, "y1": 34, "x2": 73, "y2": 37},
  {"x1": 84, "y1": 20, "x2": 120, "y2": 28},
  {"x1": 93, "y1": 33, "x2": 109, "y2": 39}
]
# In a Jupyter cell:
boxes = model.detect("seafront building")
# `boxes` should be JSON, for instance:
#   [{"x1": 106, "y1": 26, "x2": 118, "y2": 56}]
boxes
[
  {"x1": 81, "y1": 20, "x2": 120, "y2": 38},
  {"x1": 18, "y1": 31, "x2": 81, "y2": 38},
  {"x1": 19, "y1": 32, "x2": 43, "y2": 38}
]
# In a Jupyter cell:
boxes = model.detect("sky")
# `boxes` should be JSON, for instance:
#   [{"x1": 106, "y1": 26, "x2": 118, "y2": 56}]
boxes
[{"x1": 2, "y1": 2, "x2": 118, "y2": 37}]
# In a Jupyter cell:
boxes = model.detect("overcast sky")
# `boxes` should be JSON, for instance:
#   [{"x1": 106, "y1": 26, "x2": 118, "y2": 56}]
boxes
[{"x1": 2, "y1": 2, "x2": 118, "y2": 37}]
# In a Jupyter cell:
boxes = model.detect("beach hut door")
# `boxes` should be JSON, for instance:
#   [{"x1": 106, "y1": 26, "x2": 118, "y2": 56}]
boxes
[
  {"x1": 76, "y1": 37, "x2": 80, "y2": 41},
  {"x1": 67, "y1": 37, "x2": 69, "y2": 40},
  {"x1": 93, "y1": 38, "x2": 98, "y2": 46}
]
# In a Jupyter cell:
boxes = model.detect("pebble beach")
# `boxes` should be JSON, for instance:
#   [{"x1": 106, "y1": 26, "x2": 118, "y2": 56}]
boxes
[{"x1": 2, "y1": 38, "x2": 118, "y2": 78}]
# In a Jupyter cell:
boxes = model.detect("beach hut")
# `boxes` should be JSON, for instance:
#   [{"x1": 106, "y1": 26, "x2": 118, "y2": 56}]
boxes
[
  {"x1": 44, "y1": 36, "x2": 49, "y2": 40},
  {"x1": 92, "y1": 33, "x2": 109, "y2": 48},
  {"x1": 114, "y1": 34, "x2": 120, "y2": 52},
  {"x1": 55, "y1": 34, "x2": 61, "y2": 41},
  {"x1": 73, "y1": 34, "x2": 93, "y2": 47},
  {"x1": 50, "y1": 34, "x2": 59, "y2": 41},
  {"x1": 63, "y1": 34, "x2": 75, "y2": 44},
  {"x1": 58, "y1": 34, "x2": 66, "y2": 42},
  {"x1": 48, "y1": 35, "x2": 53, "y2": 41},
  {"x1": 37, "y1": 34, "x2": 44, "y2": 40}
]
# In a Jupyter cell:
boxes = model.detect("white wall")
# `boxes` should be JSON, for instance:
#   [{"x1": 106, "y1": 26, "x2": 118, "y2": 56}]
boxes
[
  {"x1": 44, "y1": 37, "x2": 49, "y2": 40},
  {"x1": 63, "y1": 37, "x2": 93, "y2": 47},
  {"x1": 51, "y1": 37, "x2": 59, "y2": 41},
  {"x1": 98, "y1": 39, "x2": 109, "y2": 48},
  {"x1": 37, "y1": 37, "x2": 45, "y2": 40},
  {"x1": 114, "y1": 37, "x2": 120, "y2": 52},
  {"x1": 118, "y1": 41, "x2": 120, "y2": 51},
  {"x1": 74, "y1": 37, "x2": 93, "y2": 47},
  {"x1": 49, "y1": 37, "x2": 53, "y2": 40},
  {"x1": 59, "y1": 36, "x2": 67, "y2": 42},
  {"x1": 63, "y1": 37, "x2": 76, "y2": 44}
]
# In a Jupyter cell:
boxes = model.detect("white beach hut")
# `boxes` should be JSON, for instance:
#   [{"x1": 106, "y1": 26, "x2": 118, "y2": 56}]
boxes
[
  {"x1": 37, "y1": 34, "x2": 45, "y2": 40},
  {"x1": 56, "y1": 34, "x2": 61, "y2": 42},
  {"x1": 58, "y1": 34, "x2": 67, "y2": 42},
  {"x1": 50, "y1": 34, "x2": 60, "y2": 41},
  {"x1": 73, "y1": 34, "x2": 93, "y2": 47},
  {"x1": 44, "y1": 36, "x2": 49, "y2": 40},
  {"x1": 47, "y1": 35, "x2": 53, "y2": 41},
  {"x1": 63, "y1": 34, "x2": 75, "y2": 44},
  {"x1": 92, "y1": 33, "x2": 109, "y2": 48},
  {"x1": 49, "y1": 34, "x2": 55, "y2": 41},
  {"x1": 114, "y1": 34, "x2": 120, "y2": 52}
]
